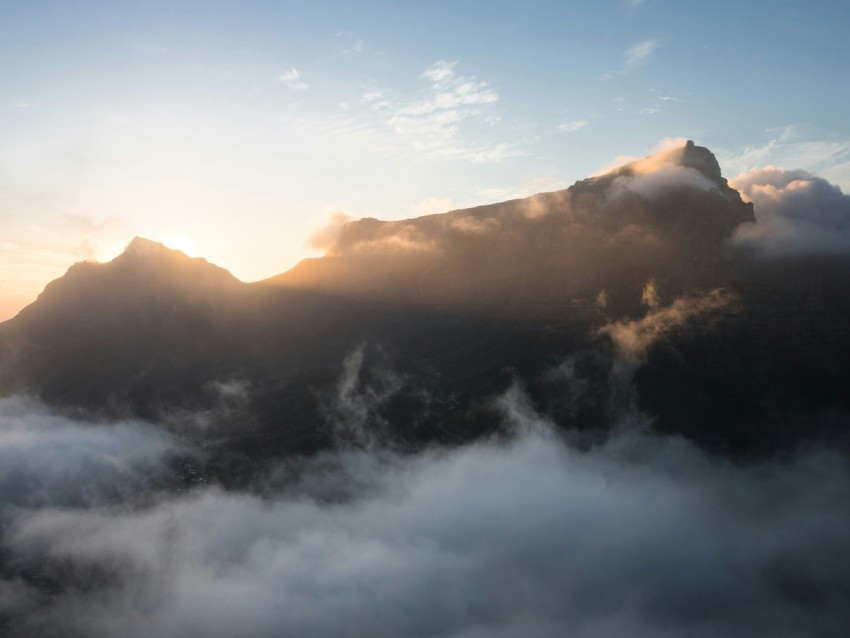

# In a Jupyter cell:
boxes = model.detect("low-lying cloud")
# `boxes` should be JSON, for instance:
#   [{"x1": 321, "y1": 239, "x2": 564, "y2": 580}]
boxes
[
  {"x1": 731, "y1": 167, "x2": 850, "y2": 256},
  {"x1": 0, "y1": 396, "x2": 177, "y2": 509},
  {"x1": 3, "y1": 424, "x2": 849, "y2": 636},
  {"x1": 2, "y1": 389, "x2": 849, "y2": 637}
]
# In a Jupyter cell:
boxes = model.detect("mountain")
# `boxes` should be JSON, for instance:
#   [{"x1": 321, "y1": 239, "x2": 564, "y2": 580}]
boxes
[
  {"x1": 1, "y1": 141, "x2": 849, "y2": 469},
  {"x1": 269, "y1": 141, "x2": 755, "y2": 317}
]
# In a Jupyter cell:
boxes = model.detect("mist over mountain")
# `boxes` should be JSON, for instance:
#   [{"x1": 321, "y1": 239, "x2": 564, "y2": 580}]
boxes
[
  {"x1": 1, "y1": 141, "x2": 848, "y2": 460},
  {"x1": 272, "y1": 141, "x2": 755, "y2": 316},
  {"x1": 2, "y1": 140, "x2": 850, "y2": 636}
]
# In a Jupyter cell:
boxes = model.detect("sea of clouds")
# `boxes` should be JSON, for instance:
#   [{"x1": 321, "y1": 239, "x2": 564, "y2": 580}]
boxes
[{"x1": 1, "y1": 385, "x2": 849, "y2": 638}]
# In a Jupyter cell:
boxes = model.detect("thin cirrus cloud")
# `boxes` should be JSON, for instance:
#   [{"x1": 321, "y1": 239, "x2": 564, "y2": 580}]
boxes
[
  {"x1": 277, "y1": 60, "x2": 521, "y2": 165},
  {"x1": 624, "y1": 40, "x2": 658, "y2": 68},
  {"x1": 600, "y1": 39, "x2": 658, "y2": 81},
  {"x1": 279, "y1": 67, "x2": 308, "y2": 90},
  {"x1": 379, "y1": 60, "x2": 521, "y2": 163},
  {"x1": 556, "y1": 119, "x2": 589, "y2": 133},
  {"x1": 394, "y1": 60, "x2": 497, "y2": 117},
  {"x1": 719, "y1": 125, "x2": 850, "y2": 187}
]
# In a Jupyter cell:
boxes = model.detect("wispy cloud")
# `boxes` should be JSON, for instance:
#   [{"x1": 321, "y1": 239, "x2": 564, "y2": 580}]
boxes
[
  {"x1": 275, "y1": 61, "x2": 521, "y2": 166},
  {"x1": 344, "y1": 39, "x2": 364, "y2": 54},
  {"x1": 400, "y1": 61, "x2": 498, "y2": 115},
  {"x1": 718, "y1": 125, "x2": 850, "y2": 190},
  {"x1": 279, "y1": 68, "x2": 308, "y2": 91},
  {"x1": 627, "y1": 0, "x2": 648, "y2": 6},
  {"x1": 556, "y1": 119, "x2": 589, "y2": 133},
  {"x1": 381, "y1": 60, "x2": 521, "y2": 163},
  {"x1": 335, "y1": 30, "x2": 365, "y2": 55},
  {"x1": 599, "y1": 285, "x2": 734, "y2": 363},
  {"x1": 600, "y1": 39, "x2": 659, "y2": 81},
  {"x1": 360, "y1": 89, "x2": 385, "y2": 104},
  {"x1": 624, "y1": 40, "x2": 658, "y2": 68}
]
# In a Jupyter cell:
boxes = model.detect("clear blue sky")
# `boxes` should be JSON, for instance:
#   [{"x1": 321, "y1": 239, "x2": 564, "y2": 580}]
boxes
[{"x1": 2, "y1": 0, "x2": 850, "y2": 318}]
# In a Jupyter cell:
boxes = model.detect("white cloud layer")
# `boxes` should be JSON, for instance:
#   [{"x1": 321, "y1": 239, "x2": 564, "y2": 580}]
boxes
[
  {"x1": 0, "y1": 396, "x2": 176, "y2": 508},
  {"x1": 731, "y1": 167, "x2": 850, "y2": 255},
  {"x1": 1, "y1": 392, "x2": 849, "y2": 637}
]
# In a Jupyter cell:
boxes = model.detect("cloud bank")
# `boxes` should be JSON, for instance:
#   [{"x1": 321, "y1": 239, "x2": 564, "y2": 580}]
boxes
[
  {"x1": 0, "y1": 396, "x2": 177, "y2": 509},
  {"x1": 731, "y1": 167, "x2": 850, "y2": 256},
  {"x1": 2, "y1": 390, "x2": 849, "y2": 638}
]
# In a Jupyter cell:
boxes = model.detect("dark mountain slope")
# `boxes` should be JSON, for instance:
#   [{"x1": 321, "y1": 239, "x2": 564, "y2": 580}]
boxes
[
  {"x1": 0, "y1": 238, "x2": 255, "y2": 410},
  {"x1": 1, "y1": 141, "x2": 849, "y2": 463}
]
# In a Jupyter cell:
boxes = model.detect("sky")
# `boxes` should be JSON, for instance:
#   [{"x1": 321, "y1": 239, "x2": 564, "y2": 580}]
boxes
[{"x1": 2, "y1": 0, "x2": 850, "y2": 320}]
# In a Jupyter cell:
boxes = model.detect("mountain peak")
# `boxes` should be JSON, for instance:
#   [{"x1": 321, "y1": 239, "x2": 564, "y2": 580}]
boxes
[
  {"x1": 679, "y1": 139, "x2": 723, "y2": 183},
  {"x1": 122, "y1": 237, "x2": 173, "y2": 258},
  {"x1": 117, "y1": 236, "x2": 209, "y2": 265},
  {"x1": 609, "y1": 139, "x2": 724, "y2": 185}
]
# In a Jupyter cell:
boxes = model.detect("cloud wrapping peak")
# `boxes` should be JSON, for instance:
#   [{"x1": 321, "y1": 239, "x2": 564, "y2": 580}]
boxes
[
  {"x1": 608, "y1": 164, "x2": 718, "y2": 202},
  {"x1": 600, "y1": 139, "x2": 720, "y2": 202},
  {"x1": 731, "y1": 167, "x2": 850, "y2": 255}
]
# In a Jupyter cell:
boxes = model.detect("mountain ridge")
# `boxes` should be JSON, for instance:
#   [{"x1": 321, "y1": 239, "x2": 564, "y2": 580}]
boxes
[{"x1": 1, "y1": 140, "x2": 848, "y2": 464}]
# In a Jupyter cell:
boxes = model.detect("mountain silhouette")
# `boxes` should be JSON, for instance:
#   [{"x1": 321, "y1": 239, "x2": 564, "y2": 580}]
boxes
[{"x1": 1, "y1": 141, "x2": 849, "y2": 468}]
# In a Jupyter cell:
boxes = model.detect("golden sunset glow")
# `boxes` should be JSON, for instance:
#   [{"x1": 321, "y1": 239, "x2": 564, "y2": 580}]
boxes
[{"x1": 163, "y1": 234, "x2": 199, "y2": 257}]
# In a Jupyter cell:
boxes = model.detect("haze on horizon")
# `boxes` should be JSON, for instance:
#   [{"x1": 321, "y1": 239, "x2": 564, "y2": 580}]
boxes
[{"x1": 3, "y1": 0, "x2": 850, "y2": 320}]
